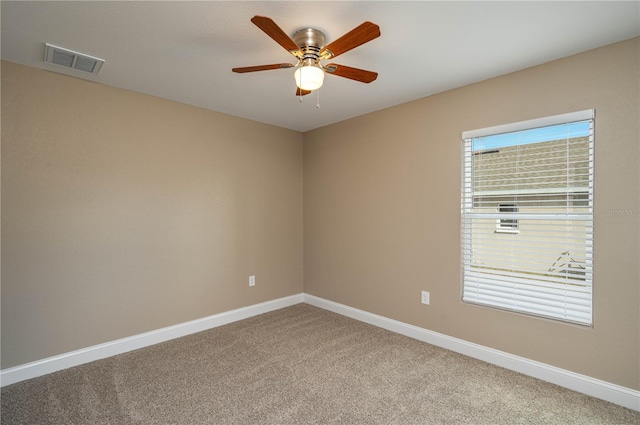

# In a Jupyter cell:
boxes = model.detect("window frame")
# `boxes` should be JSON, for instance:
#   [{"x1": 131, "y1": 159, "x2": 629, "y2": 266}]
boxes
[{"x1": 461, "y1": 109, "x2": 594, "y2": 326}]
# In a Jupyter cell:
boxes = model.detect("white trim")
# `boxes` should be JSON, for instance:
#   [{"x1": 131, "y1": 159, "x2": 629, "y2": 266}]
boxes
[
  {"x1": 462, "y1": 109, "x2": 594, "y2": 140},
  {"x1": 3, "y1": 292, "x2": 637, "y2": 413},
  {"x1": 0, "y1": 294, "x2": 304, "y2": 387},
  {"x1": 302, "y1": 294, "x2": 640, "y2": 412}
]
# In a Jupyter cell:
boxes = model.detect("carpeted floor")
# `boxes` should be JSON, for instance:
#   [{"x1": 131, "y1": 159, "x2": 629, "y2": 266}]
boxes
[{"x1": 2, "y1": 303, "x2": 639, "y2": 424}]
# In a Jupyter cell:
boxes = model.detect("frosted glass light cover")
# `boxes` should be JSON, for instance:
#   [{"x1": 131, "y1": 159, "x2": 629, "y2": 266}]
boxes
[{"x1": 294, "y1": 65, "x2": 325, "y2": 91}]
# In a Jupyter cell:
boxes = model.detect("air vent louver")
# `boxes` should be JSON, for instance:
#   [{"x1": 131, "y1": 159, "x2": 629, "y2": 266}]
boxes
[{"x1": 44, "y1": 43, "x2": 104, "y2": 75}]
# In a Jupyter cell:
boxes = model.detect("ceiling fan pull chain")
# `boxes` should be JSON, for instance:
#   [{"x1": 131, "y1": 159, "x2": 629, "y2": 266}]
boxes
[
  {"x1": 299, "y1": 69, "x2": 304, "y2": 102},
  {"x1": 316, "y1": 88, "x2": 320, "y2": 109}
]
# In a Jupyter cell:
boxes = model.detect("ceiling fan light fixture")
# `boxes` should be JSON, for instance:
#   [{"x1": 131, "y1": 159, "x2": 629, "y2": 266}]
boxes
[
  {"x1": 232, "y1": 16, "x2": 380, "y2": 96},
  {"x1": 294, "y1": 63, "x2": 325, "y2": 91}
]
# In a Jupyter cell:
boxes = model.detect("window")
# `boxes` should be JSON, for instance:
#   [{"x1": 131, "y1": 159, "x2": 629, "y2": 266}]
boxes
[
  {"x1": 461, "y1": 110, "x2": 594, "y2": 326},
  {"x1": 498, "y1": 203, "x2": 519, "y2": 231}
]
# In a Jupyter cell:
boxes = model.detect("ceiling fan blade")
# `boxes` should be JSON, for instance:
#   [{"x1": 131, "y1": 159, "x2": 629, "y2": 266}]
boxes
[
  {"x1": 324, "y1": 63, "x2": 378, "y2": 83},
  {"x1": 296, "y1": 88, "x2": 312, "y2": 96},
  {"x1": 320, "y1": 22, "x2": 380, "y2": 59},
  {"x1": 251, "y1": 16, "x2": 302, "y2": 56},
  {"x1": 232, "y1": 63, "x2": 295, "y2": 73}
]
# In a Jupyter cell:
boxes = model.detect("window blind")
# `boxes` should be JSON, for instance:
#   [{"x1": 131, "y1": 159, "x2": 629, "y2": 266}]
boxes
[{"x1": 461, "y1": 110, "x2": 594, "y2": 325}]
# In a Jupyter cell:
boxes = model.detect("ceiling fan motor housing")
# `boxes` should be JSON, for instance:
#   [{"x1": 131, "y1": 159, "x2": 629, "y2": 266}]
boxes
[{"x1": 292, "y1": 28, "x2": 327, "y2": 64}]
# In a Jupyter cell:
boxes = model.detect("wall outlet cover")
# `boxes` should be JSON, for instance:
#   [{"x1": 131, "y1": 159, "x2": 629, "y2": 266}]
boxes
[{"x1": 421, "y1": 291, "x2": 430, "y2": 305}]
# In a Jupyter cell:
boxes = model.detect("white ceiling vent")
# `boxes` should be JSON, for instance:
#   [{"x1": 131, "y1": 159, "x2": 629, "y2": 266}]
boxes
[{"x1": 44, "y1": 43, "x2": 104, "y2": 75}]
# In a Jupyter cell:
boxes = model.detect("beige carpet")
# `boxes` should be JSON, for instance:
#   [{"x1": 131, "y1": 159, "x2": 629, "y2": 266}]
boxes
[{"x1": 2, "y1": 303, "x2": 639, "y2": 424}]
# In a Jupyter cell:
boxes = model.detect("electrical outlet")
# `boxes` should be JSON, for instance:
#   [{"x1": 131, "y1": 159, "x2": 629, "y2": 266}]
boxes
[
  {"x1": 249, "y1": 275, "x2": 255, "y2": 287},
  {"x1": 421, "y1": 291, "x2": 430, "y2": 305}
]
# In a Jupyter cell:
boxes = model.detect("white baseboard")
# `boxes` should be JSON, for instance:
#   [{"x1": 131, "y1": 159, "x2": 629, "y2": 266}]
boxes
[
  {"x1": 3, "y1": 292, "x2": 638, "y2": 412},
  {"x1": 0, "y1": 294, "x2": 304, "y2": 387},
  {"x1": 303, "y1": 294, "x2": 640, "y2": 412}
]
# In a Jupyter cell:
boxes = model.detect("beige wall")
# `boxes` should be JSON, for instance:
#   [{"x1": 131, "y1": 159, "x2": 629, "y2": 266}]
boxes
[
  {"x1": 2, "y1": 38, "x2": 639, "y2": 391},
  {"x1": 1, "y1": 61, "x2": 304, "y2": 368},
  {"x1": 304, "y1": 38, "x2": 639, "y2": 390}
]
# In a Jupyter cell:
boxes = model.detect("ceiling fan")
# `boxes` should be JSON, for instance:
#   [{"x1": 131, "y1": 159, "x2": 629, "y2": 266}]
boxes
[{"x1": 232, "y1": 16, "x2": 380, "y2": 96}]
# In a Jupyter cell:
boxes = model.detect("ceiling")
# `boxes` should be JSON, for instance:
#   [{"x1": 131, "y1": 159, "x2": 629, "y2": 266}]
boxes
[{"x1": 2, "y1": 1, "x2": 639, "y2": 132}]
